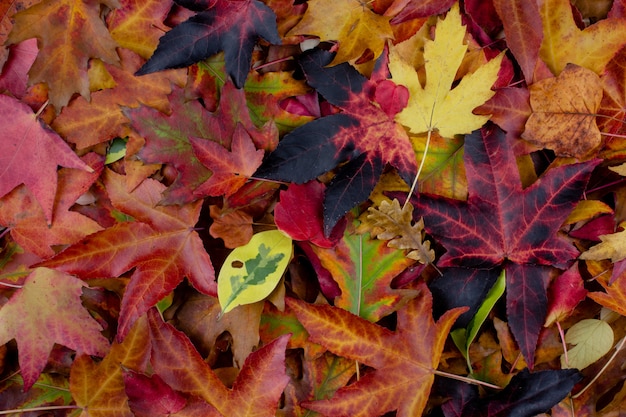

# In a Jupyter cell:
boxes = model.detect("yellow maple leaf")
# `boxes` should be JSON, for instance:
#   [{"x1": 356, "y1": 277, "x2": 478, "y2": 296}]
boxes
[
  {"x1": 539, "y1": 0, "x2": 626, "y2": 75},
  {"x1": 388, "y1": 2, "x2": 503, "y2": 138},
  {"x1": 580, "y1": 222, "x2": 626, "y2": 263},
  {"x1": 286, "y1": 0, "x2": 393, "y2": 65}
]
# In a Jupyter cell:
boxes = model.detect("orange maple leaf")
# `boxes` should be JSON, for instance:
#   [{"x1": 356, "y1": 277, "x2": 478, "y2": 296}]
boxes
[{"x1": 287, "y1": 282, "x2": 467, "y2": 417}]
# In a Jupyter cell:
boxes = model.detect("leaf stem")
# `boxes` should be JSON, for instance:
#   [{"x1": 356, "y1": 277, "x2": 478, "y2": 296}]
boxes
[
  {"x1": 432, "y1": 369, "x2": 502, "y2": 390},
  {"x1": 34, "y1": 100, "x2": 49, "y2": 119},
  {"x1": 404, "y1": 128, "x2": 432, "y2": 211},
  {"x1": 0, "y1": 405, "x2": 80, "y2": 415}
]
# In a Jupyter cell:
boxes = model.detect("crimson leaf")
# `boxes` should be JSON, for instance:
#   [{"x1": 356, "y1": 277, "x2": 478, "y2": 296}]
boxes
[
  {"x1": 136, "y1": 0, "x2": 281, "y2": 88},
  {"x1": 414, "y1": 126, "x2": 598, "y2": 367},
  {"x1": 256, "y1": 49, "x2": 416, "y2": 235}
]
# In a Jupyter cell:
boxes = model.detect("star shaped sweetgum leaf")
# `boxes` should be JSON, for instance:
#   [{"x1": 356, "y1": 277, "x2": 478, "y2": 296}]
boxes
[
  {"x1": 413, "y1": 126, "x2": 599, "y2": 367},
  {"x1": 136, "y1": 0, "x2": 281, "y2": 88},
  {"x1": 255, "y1": 48, "x2": 416, "y2": 235}
]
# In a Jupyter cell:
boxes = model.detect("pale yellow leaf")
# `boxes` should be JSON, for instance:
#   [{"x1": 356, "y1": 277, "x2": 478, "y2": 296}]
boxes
[
  {"x1": 580, "y1": 223, "x2": 626, "y2": 263},
  {"x1": 561, "y1": 319, "x2": 613, "y2": 370},
  {"x1": 388, "y1": 2, "x2": 503, "y2": 138},
  {"x1": 610, "y1": 163, "x2": 626, "y2": 176}
]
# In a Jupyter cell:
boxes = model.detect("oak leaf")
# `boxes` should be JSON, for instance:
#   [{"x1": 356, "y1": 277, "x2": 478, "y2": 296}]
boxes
[
  {"x1": 388, "y1": 2, "x2": 503, "y2": 138},
  {"x1": 70, "y1": 315, "x2": 151, "y2": 417},
  {"x1": 0, "y1": 268, "x2": 109, "y2": 390},
  {"x1": 136, "y1": 0, "x2": 281, "y2": 88},
  {"x1": 522, "y1": 64, "x2": 602, "y2": 158},
  {"x1": 0, "y1": 95, "x2": 94, "y2": 225},
  {"x1": 6, "y1": 0, "x2": 120, "y2": 109},
  {"x1": 286, "y1": 0, "x2": 393, "y2": 65},
  {"x1": 287, "y1": 282, "x2": 466, "y2": 417},
  {"x1": 414, "y1": 126, "x2": 599, "y2": 366},
  {"x1": 191, "y1": 124, "x2": 265, "y2": 198},
  {"x1": 148, "y1": 309, "x2": 290, "y2": 417},
  {"x1": 38, "y1": 170, "x2": 217, "y2": 340},
  {"x1": 538, "y1": 0, "x2": 626, "y2": 75},
  {"x1": 365, "y1": 198, "x2": 435, "y2": 264}
]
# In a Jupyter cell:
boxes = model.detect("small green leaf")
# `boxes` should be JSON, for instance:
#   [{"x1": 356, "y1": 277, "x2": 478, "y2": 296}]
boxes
[
  {"x1": 105, "y1": 137, "x2": 127, "y2": 164},
  {"x1": 452, "y1": 269, "x2": 506, "y2": 371},
  {"x1": 561, "y1": 319, "x2": 614, "y2": 370},
  {"x1": 218, "y1": 230, "x2": 292, "y2": 315}
]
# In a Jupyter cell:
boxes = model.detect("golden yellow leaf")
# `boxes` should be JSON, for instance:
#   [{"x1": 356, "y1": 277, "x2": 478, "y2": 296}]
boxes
[
  {"x1": 539, "y1": 0, "x2": 626, "y2": 75},
  {"x1": 580, "y1": 222, "x2": 626, "y2": 263},
  {"x1": 286, "y1": 0, "x2": 393, "y2": 65},
  {"x1": 388, "y1": 2, "x2": 503, "y2": 138},
  {"x1": 610, "y1": 163, "x2": 626, "y2": 176},
  {"x1": 365, "y1": 199, "x2": 435, "y2": 264}
]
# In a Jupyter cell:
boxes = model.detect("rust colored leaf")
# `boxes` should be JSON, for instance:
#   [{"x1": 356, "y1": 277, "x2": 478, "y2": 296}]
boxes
[
  {"x1": 148, "y1": 309, "x2": 290, "y2": 417},
  {"x1": 38, "y1": 170, "x2": 216, "y2": 339},
  {"x1": 208, "y1": 204, "x2": 255, "y2": 249},
  {"x1": 191, "y1": 124, "x2": 265, "y2": 198},
  {"x1": 288, "y1": 282, "x2": 466, "y2": 417},
  {"x1": 6, "y1": 0, "x2": 120, "y2": 109},
  {"x1": 0, "y1": 95, "x2": 94, "y2": 225},
  {"x1": 522, "y1": 64, "x2": 602, "y2": 158},
  {"x1": 71, "y1": 315, "x2": 151, "y2": 417},
  {"x1": 0, "y1": 268, "x2": 109, "y2": 390},
  {"x1": 599, "y1": 45, "x2": 626, "y2": 139},
  {"x1": 475, "y1": 87, "x2": 531, "y2": 138}
]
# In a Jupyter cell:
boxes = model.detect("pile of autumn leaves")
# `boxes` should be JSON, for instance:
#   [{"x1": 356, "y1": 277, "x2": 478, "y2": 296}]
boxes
[{"x1": 1, "y1": 0, "x2": 626, "y2": 416}]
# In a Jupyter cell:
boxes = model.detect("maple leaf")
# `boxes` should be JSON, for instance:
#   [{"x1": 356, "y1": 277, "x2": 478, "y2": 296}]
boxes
[
  {"x1": 147, "y1": 309, "x2": 290, "y2": 417},
  {"x1": 255, "y1": 48, "x2": 417, "y2": 235},
  {"x1": 365, "y1": 198, "x2": 435, "y2": 264},
  {"x1": 136, "y1": 0, "x2": 281, "y2": 88},
  {"x1": 539, "y1": 0, "x2": 626, "y2": 75},
  {"x1": 0, "y1": 95, "x2": 94, "y2": 225},
  {"x1": 522, "y1": 64, "x2": 603, "y2": 158},
  {"x1": 388, "y1": 2, "x2": 503, "y2": 138},
  {"x1": 0, "y1": 39, "x2": 38, "y2": 99},
  {"x1": 414, "y1": 126, "x2": 599, "y2": 367},
  {"x1": 70, "y1": 315, "x2": 151, "y2": 417},
  {"x1": 0, "y1": 267, "x2": 109, "y2": 390},
  {"x1": 38, "y1": 170, "x2": 217, "y2": 340},
  {"x1": 580, "y1": 222, "x2": 626, "y2": 263},
  {"x1": 6, "y1": 0, "x2": 120, "y2": 109},
  {"x1": 52, "y1": 48, "x2": 187, "y2": 149},
  {"x1": 286, "y1": 0, "x2": 393, "y2": 65},
  {"x1": 0, "y1": 153, "x2": 104, "y2": 259},
  {"x1": 107, "y1": 0, "x2": 174, "y2": 59},
  {"x1": 287, "y1": 282, "x2": 466, "y2": 417},
  {"x1": 599, "y1": 46, "x2": 626, "y2": 138},
  {"x1": 191, "y1": 124, "x2": 265, "y2": 197},
  {"x1": 544, "y1": 264, "x2": 587, "y2": 326},
  {"x1": 384, "y1": 0, "x2": 454, "y2": 24},
  {"x1": 128, "y1": 82, "x2": 276, "y2": 204}
]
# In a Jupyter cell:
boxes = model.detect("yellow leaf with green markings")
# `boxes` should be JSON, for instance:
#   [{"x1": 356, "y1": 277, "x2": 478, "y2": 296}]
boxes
[{"x1": 218, "y1": 230, "x2": 292, "y2": 315}]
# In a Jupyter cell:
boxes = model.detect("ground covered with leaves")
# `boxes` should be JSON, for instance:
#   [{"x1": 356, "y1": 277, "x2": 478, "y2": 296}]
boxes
[{"x1": 1, "y1": 0, "x2": 626, "y2": 415}]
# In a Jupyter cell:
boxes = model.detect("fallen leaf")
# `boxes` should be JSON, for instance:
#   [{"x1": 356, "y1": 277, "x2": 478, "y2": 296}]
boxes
[
  {"x1": 388, "y1": 2, "x2": 503, "y2": 138},
  {"x1": 148, "y1": 310, "x2": 290, "y2": 416},
  {"x1": 191, "y1": 124, "x2": 265, "y2": 198},
  {"x1": 286, "y1": 0, "x2": 393, "y2": 65},
  {"x1": 0, "y1": 268, "x2": 109, "y2": 390},
  {"x1": 544, "y1": 264, "x2": 588, "y2": 326},
  {"x1": 580, "y1": 223, "x2": 626, "y2": 263},
  {"x1": 538, "y1": 0, "x2": 626, "y2": 75},
  {"x1": 38, "y1": 170, "x2": 217, "y2": 340},
  {"x1": 0, "y1": 95, "x2": 94, "y2": 224},
  {"x1": 6, "y1": 0, "x2": 120, "y2": 109},
  {"x1": 123, "y1": 370, "x2": 187, "y2": 417},
  {"x1": 384, "y1": 0, "x2": 454, "y2": 24},
  {"x1": 365, "y1": 198, "x2": 435, "y2": 264},
  {"x1": 70, "y1": 315, "x2": 151, "y2": 417},
  {"x1": 0, "y1": 39, "x2": 37, "y2": 98},
  {"x1": 218, "y1": 230, "x2": 292, "y2": 315},
  {"x1": 414, "y1": 126, "x2": 599, "y2": 366},
  {"x1": 136, "y1": 0, "x2": 281, "y2": 88},
  {"x1": 288, "y1": 282, "x2": 466, "y2": 417},
  {"x1": 561, "y1": 319, "x2": 614, "y2": 370},
  {"x1": 522, "y1": 64, "x2": 602, "y2": 158}
]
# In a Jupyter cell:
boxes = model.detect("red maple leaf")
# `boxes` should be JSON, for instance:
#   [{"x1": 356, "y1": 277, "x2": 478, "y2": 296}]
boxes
[
  {"x1": 256, "y1": 48, "x2": 416, "y2": 235},
  {"x1": 414, "y1": 126, "x2": 598, "y2": 367},
  {"x1": 0, "y1": 95, "x2": 94, "y2": 225},
  {"x1": 136, "y1": 0, "x2": 281, "y2": 88}
]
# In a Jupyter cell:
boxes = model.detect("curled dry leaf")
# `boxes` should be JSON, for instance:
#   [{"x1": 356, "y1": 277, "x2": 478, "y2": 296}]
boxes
[{"x1": 365, "y1": 198, "x2": 435, "y2": 264}]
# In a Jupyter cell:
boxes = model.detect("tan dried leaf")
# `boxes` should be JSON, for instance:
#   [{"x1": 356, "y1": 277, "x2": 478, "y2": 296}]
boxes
[{"x1": 366, "y1": 198, "x2": 435, "y2": 264}]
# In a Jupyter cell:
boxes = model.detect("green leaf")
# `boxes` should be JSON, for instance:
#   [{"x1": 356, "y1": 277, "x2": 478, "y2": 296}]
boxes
[
  {"x1": 452, "y1": 269, "x2": 506, "y2": 370},
  {"x1": 218, "y1": 230, "x2": 292, "y2": 315},
  {"x1": 105, "y1": 137, "x2": 127, "y2": 164},
  {"x1": 561, "y1": 319, "x2": 614, "y2": 370}
]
